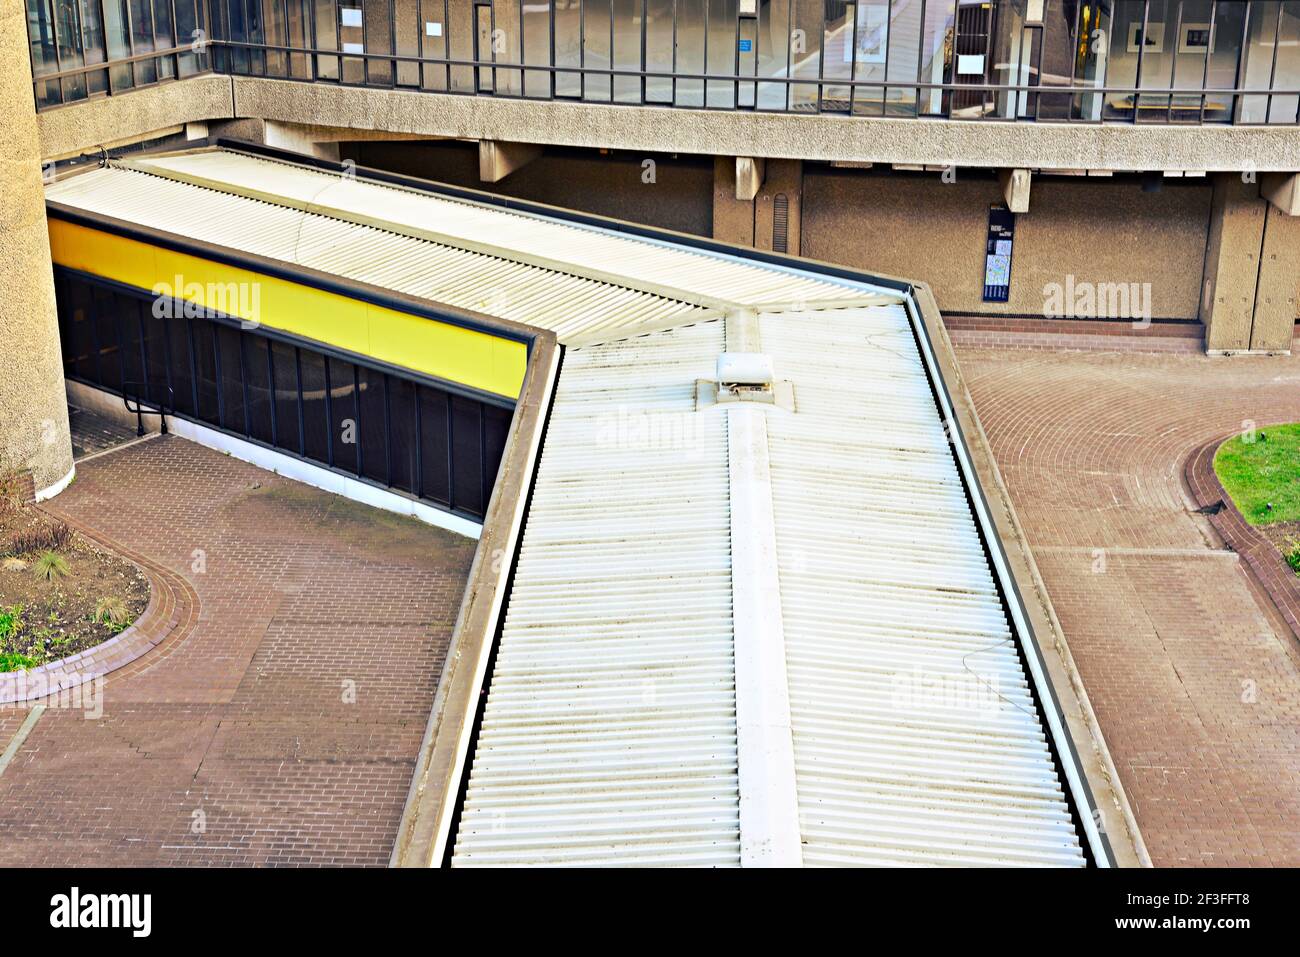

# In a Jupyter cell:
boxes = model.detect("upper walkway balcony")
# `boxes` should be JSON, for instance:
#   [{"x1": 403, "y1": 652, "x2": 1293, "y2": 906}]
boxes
[{"x1": 25, "y1": 0, "x2": 1300, "y2": 126}]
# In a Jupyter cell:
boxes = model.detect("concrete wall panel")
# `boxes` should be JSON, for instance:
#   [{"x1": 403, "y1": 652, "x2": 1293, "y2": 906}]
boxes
[{"x1": 802, "y1": 168, "x2": 1212, "y2": 321}]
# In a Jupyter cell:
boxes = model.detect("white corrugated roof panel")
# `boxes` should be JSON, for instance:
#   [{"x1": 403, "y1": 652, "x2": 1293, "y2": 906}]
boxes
[
  {"x1": 452, "y1": 320, "x2": 740, "y2": 867},
  {"x1": 45, "y1": 164, "x2": 708, "y2": 344},
  {"x1": 453, "y1": 303, "x2": 1086, "y2": 867},
  {"x1": 130, "y1": 149, "x2": 858, "y2": 309},
  {"x1": 759, "y1": 307, "x2": 1085, "y2": 867}
]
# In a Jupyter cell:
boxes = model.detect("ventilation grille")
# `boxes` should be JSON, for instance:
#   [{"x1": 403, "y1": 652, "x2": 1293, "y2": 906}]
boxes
[{"x1": 773, "y1": 194, "x2": 789, "y2": 253}]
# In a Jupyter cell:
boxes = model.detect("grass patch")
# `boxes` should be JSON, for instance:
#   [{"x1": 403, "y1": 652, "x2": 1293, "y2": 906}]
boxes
[
  {"x1": 0, "y1": 652, "x2": 37, "y2": 673},
  {"x1": 1213, "y1": 423, "x2": 1300, "y2": 525}
]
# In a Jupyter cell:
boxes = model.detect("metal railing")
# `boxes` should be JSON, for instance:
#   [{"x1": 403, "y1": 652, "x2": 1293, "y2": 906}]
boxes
[{"x1": 30, "y1": 0, "x2": 1300, "y2": 126}]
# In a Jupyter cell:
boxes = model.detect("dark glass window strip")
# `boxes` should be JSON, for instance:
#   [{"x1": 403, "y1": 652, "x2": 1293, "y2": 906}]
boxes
[{"x1": 55, "y1": 267, "x2": 510, "y2": 522}]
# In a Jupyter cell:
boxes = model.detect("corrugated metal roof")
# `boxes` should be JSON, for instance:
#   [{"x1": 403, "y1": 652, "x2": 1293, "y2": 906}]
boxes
[
  {"x1": 453, "y1": 303, "x2": 1085, "y2": 867},
  {"x1": 45, "y1": 164, "x2": 709, "y2": 343},
  {"x1": 453, "y1": 320, "x2": 739, "y2": 866},
  {"x1": 760, "y1": 307, "x2": 1084, "y2": 866},
  {"x1": 125, "y1": 149, "x2": 859, "y2": 312}
]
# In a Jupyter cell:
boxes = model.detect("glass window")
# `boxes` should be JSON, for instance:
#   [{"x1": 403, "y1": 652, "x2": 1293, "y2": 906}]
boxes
[
  {"x1": 129, "y1": 0, "x2": 158, "y2": 84},
  {"x1": 388, "y1": 376, "x2": 417, "y2": 493},
  {"x1": 357, "y1": 365, "x2": 389, "y2": 484},
  {"x1": 166, "y1": 315, "x2": 197, "y2": 417},
  {"x1": 216, "y1": 323, "x2": 247, "y2": 434},
  {"x1": 366, "y1": 0, "x2": 394, "y2": 85},
  {"x1": 119, "y1": 301, "x2": 147, "y2": 401},
  {"x1": 300, "y1": 349, "x2": 331, "y2": 462},
  {"x1": 450, "y1": 394, "x2": 483, "y2": 514},
  {"x1": 28, "y1": 0, "x2": 62, "y2": 107},
  {"x1": 242, "y1": 333, "x2": 274, "y2": 444},
  {"x1": 80, "y1": 0, "x2": 110, "y2": 94},
  {"x1": 91, "y1": 286, "x2": 124, "y2": 392},
  {"x1": 271, "y1": 340, "x2": 302, "y2": 454},
  {"x1": 418, "y1": 386, "x2": 451, "y2": 504},
  {"x1": 192, "y1": 321, "x2": 221, "y2": 425},
  {"x1": 140, "y1": 307, "x2": 171, "y2": 409},
  {"x1": 328, "y1": 356, "x2": 359, "y2": 473},
  {"x1": 315, "y1": 0, "x2": 340, "y2": 79},
  {"x1": 521, "y1": 0, "x2": 551, "y2": 96},
  {"x1": 64, "y1": 277, "x2": 99, "y2": 382}
]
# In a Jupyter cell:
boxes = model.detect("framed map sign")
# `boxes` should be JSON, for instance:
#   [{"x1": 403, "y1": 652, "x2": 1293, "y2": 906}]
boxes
[{"x1": 983, "y1": 205, "x2": 1015, "y2": 303}]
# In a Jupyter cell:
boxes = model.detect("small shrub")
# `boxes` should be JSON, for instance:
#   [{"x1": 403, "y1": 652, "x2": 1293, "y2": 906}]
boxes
[
  {"x1": 0, "y1": 605, "x2": 21, "y2": 642},
  {"x1": 4, "y1": 520, "x2": 72, "y2": 557},
  {"x1": 1286, "y1": 539, "x2": 1300, "y2": 577},
  {"x1": 33, "y1": 552, "x2": 69, "y2": 582},
  {"x1": 92, "y1": 596, "x2": 130, "y2": 628},
  {"x1": 0, "y1": 652, "x2": 37, "y2": 673}
]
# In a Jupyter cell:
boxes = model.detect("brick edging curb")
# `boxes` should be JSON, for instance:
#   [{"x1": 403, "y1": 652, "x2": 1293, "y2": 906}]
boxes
[
  {"x1": 0, "y1": 508, "x2": 200, "y2": 706},
  {"x1": 1185, "y1": 435, "x2": 1300, "y2": 642}
]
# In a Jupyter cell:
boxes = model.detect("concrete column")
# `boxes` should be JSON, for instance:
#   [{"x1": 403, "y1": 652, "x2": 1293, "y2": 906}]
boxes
[
  {"x1": 755, "y1": 160, "x2": 802, "y2": 255},
  {"x1": 1202, "y1": 174, "x2": 1266, "y2": 353},
  {"x1": 713, "y1": 155, "x2": 755, "y2": 246},
  {"x1": 1252, "y1": 204, "x2": 1300, "y2": 352},
  {"x1": 0, "y1": 0, "x2": 73, "y2": 499}
]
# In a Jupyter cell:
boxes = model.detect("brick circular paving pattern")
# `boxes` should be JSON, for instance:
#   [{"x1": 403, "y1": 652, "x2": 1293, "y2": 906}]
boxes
[
  {"x1": 0, "y1": 435, "x2": 476, "y2": 867},
  {"x1": 956, "y1": 343, "x2": 1300, "y2": 867}
]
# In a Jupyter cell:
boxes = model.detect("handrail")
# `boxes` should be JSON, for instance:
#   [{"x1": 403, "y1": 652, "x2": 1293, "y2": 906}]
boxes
[
  {"x1": 30, "y1": 35, "x2": 1300, "y2": 125},
  {"x1": 121, "y1": 382, "x2": 173, "y2": 437}
]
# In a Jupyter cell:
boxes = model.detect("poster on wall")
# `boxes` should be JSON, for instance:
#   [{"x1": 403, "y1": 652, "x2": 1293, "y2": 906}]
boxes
[{"x1": 983, "y1": 205, "x2": 1015, "y2": 303}]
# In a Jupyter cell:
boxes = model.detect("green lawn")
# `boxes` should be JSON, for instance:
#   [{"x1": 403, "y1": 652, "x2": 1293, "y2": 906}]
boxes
[{"x1": 1213, "y1": 423, "x2": 1300, "y2": 525}]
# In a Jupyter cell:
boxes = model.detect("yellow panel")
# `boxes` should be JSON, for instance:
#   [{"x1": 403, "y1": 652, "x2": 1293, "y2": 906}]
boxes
[{"x1": 48, "y1": 218, "x2": 525, "y2": 398}]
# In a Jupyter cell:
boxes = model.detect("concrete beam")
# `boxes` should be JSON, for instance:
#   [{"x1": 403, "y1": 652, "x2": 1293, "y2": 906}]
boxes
[
  {"x1": 1261, "y1": 172, "x2": 1300, "y2": 216},
  {"x1": 34, "y1": 74, "x2": 1300, "y2": 173},
  {"x1": 735, "y1": 156, "x2": 765, "y2": 201},
  {"x1": 478, "y1": 139, "x2": 542, "y2": 183},
  {"x1": 999, "y1": 167, "x2": 1031, "y2": 213},
  {"x1": 233, "y1": 76, "x2": 1300, "y2": 173},
  {"x1": 37, "y1": 74, "x2": 234, "y2": 161}
]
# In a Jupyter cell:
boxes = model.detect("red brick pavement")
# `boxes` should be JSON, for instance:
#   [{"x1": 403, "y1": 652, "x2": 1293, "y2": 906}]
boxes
[
  {"x1": 0, "y1": 436, "x2": 476, "y2": 867},
  {"x1": 956, "y1": 345, "x2": 1300, "y2": 866}
]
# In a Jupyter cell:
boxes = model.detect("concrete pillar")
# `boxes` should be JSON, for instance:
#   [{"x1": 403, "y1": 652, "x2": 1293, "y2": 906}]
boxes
[
  {"x1": 713, "y1": 155, "x2": 755, "y2": 246},
  {"x1": 1202, "y1": 174, "x2": 1266, "y2": 353},
  {"x1": 0, "y1": 1, "x2": 73, "y2": 499},
  {"x1": 1252, "y1": 204, "x2": 1300, "y2": 352},
  {"x1": 755, "y1": 160, "x2": 802, "y2": 255}
]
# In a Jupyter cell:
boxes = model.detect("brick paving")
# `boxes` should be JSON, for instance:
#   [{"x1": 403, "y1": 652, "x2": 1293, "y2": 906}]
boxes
[
  {"x1": 955, "y1": 344, "x2": 1300, "y2": 866},
  {"x1": 0, "y1": 435, "x2": 476, "y2": 867}
]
